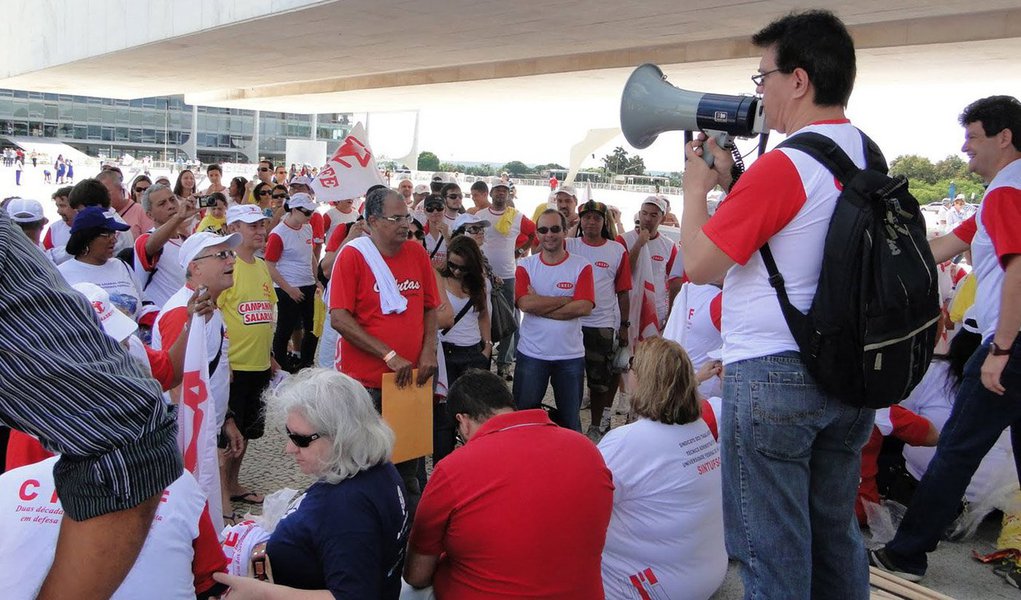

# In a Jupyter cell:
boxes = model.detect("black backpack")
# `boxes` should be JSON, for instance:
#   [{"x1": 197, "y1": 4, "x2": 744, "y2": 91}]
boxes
[{"x1": 759, "y1": 131, "x2": 941, "y2": 409}]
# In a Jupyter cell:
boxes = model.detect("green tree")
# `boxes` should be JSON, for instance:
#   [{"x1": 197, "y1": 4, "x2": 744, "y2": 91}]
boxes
[
  {"x1": 602, "y1": 146, "x2": 646, "y2": 176},
  {"x1": 889, "y1": 154, "x2": 937, "y2": 184},
  {"x1": 438, "y1": 162, "x2": 465, "y2": 173},
  {"x1": 535, "y1": 162, "x2": 566, "y2": 172},
  {"x1": 502, "y1": 160, "x2": 531, "y2": 175},
  {"x1": 417, "y1": 151, "x2": 440, "y2": 171},
  {"x1": 933, "y1": 155, "x2": 971, "y2": 182}
]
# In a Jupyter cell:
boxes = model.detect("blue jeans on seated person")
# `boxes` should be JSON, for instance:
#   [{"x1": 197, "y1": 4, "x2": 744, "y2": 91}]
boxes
[
  {"x1": 721, "y1": 351, "x2": 874, "y2": 599},
  {"x1": 512, "y1": 351, "x2": 584, "y2": 432},
  {"x1": 884, "y1": 339, "x2": 1021, "y2": 573}
]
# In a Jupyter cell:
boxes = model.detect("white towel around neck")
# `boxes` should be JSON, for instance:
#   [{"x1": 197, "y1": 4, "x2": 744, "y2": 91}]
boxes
[{"x1": 348, "y1": 237, "x2": 408, "y2": 314}]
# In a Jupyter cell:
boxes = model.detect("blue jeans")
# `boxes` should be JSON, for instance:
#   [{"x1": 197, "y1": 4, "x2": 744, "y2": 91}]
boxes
[
  {"x1": 721, "y1": 352, "x2": 874, "y2": 599},
  {"x1": 512, "y1": 351, "x2": 584, "y2": 432},
  {"x1": 495, "y1": 278, "x2": 517, "y2": 367},
  {"x1": 886, "y1": 339, "x2": 1021, "y2": 572}
]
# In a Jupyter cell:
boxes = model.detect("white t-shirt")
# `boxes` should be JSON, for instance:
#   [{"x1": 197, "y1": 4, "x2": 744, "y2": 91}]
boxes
[
  {"x1": 477, "y1": 207, "x2": 535, "y2": 279},
  {"x1": 618, "y1": 229, "x2": 682, "y2": 324},
  {"x1": 899, "y1": 360, "x2": 1018, "y2": 503},
  {"x1": 58, "y1": 257, "x2": 142, "y2": 319},
  {"x1": 265, "y1": 221, "x2": 316, "y2": 288},
  {"x1": 664, "y1": 282, "x2": 724, "y2": 398},
  {"x1": 514, "y1": 253, "x2": 595, "y2": 361},
  {"x1": 598, "y1": 419, "x2": 727, "y2": 600},
  {"x1": 956, "y1": 158, "x2": 1021, "y2": 340},
  {"x1": 423, "y1": 231, "x2": 447, "y2": 264},
  {"x1": 134, "y1": 231, "x2": 187, "y2": 310},
  {"x1": 43, "y1": 220, "x2": 72, "y2": 265},
  {"x1": 153, "y1": 286, "x2": 230, "y2": 427},
  {"x1": 0, "y1": 457, "x2": 216, "y2": 600},
  {"x1": 324, "y1": 206, "x2": 359, "y2": 241},
  {"x1": 439, "y1": 284, "x2": 490, "y2": 347},
  {"x1": 566, "y1": 237, "x2": 631, "y2": 329},
  {"x1": 701, "y1": 121, "x2": 867, "y2": 364}
]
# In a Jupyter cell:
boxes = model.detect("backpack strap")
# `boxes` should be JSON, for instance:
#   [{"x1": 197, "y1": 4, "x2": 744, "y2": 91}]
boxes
[
  {"x1": 758, "y1": 242, "x2": 811, "y2": 350},
  {"x1": 776, "y1": 131, "x2": 860, "y2": 186}
]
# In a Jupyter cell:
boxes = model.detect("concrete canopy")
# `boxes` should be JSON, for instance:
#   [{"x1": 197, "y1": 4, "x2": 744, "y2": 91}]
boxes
[{"x1": 1, "y1": 1, "x2": 1020, "y2": 113}]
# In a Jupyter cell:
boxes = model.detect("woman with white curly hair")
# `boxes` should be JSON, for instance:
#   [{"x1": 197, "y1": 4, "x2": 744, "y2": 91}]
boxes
[{"x1": 215, "y1": 368, "x2": 409, "y2": 599}]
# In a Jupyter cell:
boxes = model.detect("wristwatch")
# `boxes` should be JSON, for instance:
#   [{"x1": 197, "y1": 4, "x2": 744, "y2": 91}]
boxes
[{"x1": 991, "y1": 341, "x2": 1013, "y2": 356}]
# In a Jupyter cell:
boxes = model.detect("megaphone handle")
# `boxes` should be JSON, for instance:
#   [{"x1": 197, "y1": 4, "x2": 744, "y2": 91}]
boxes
[{"x1": 701, "y1": 131, "x2": 733, "y2": 168}]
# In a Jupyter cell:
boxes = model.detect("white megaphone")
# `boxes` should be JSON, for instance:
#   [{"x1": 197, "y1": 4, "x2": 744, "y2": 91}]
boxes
[{"x1": 621, "y1": 63, "x2": 765, "y2": 167}]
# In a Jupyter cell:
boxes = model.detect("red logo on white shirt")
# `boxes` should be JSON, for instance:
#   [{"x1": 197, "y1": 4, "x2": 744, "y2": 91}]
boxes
[
  {"x1": 651, "y1": 255, "x2": 664, "y2": 262},
  {"x1": 557, "y1": 281, "x2": 575, "y2": 290},
  {"x1": 595, "y1": 260, "x2": 610, "y2": 268}
]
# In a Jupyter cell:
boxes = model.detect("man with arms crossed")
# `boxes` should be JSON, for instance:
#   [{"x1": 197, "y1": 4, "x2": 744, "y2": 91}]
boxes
[{"x1": 681, "y1": 10, "x2": 875, "y2": 597}]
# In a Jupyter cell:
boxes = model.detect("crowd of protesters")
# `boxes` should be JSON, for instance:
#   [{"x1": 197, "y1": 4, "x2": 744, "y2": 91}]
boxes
[{"x1": 1, "y1": 8, "x2": 1020, "y2": 600}]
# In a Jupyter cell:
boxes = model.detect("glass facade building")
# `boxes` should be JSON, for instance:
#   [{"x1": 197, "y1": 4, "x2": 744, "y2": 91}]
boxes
[{"x1": 0, "y1": 88, "x2": 350, "y2": 163}]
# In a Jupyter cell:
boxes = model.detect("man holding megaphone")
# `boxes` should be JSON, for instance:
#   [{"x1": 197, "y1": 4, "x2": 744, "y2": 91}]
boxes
[{"x1": 677, "y1": 10, "x2": 877, "y2": 600}]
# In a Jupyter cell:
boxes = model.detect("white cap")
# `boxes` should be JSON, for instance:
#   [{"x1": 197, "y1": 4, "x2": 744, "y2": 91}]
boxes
[
  {"x1": 289, "y1": 175, "x2": 313, "y2": 188},
  {"x1": 178, "y1": 231, "x2": 242, "y2": 269},
  {"x1": 453, "y1": 213, "x2": 491, "y2": 232},
  {"x1": 287, "y1": 193, "x2": 317, "y2": 212},
  {"x1": 72, "y1": 282, "x2": 137, "y2": 343},
  {"x1": 490, "y1": 179, "x2": 510, "y2": 190},
  {"x1": 413, "y1": 184, "x2": 430, "y2": 195},
  {"x1": 226, "y1": 204, "x2": 268, "y2": 225},
  {"x1": 642, "y1": 195, "x2": 668, "y2": 215},
  {"x1": 554, "y1": 184, "x2": 578, "y2": 198},
  {"x1": 6, "y1": 198, "x2": 45, "y2": 223}
]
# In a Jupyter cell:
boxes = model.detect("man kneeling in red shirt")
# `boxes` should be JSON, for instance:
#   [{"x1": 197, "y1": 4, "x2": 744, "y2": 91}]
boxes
[{"x1": 404, "y1": 368, "x2": 614, "y2": 599}]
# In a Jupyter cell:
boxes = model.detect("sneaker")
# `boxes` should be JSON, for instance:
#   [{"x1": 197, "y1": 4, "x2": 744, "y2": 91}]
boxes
[
  {"x1": 585, "y1": 425, "x2": 603, "y2": 444},
  {"x1": 868, "y1": 547, "x2": 924, "y2": 583},
  {"x1": 1002, "y1": 563, "x2": 1021, "y2": 589},
  {"x1": 580, "y1": 395, "x2": 590, "y2": 410},
  {"x1": 497, "y1": 365, "x2": 513, "y2": 382},
  {"x1": 598, "y1": 411, "x2": 612, "y2": 434}
]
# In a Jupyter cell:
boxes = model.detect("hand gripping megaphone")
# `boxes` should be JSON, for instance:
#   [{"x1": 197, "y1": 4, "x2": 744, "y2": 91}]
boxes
[{"x1": 620, "y1": 63, "x2": 765, "y2": 167}]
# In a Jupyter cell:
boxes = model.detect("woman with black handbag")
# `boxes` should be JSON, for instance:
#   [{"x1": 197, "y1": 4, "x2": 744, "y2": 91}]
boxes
[{"x1": 435, "y1": 235, "x2": 492, "y2": 461}]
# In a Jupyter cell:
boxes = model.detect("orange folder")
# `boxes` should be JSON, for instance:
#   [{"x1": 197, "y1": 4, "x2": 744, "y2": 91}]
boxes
[{"x1": 381, "y1": 370, "x2": 434, "y2": 463}]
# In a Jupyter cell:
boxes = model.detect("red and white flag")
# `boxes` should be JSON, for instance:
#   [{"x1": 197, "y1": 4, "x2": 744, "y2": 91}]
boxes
[
  {"x1": 311, "y1": 123, "x2": 386, "y2": 202},
  {"x1": 178, "y1": 313, "x2": 223, "y2": 529},
  {"x1": 627, "y1": 246, "x2": 662, "y2": 349}
]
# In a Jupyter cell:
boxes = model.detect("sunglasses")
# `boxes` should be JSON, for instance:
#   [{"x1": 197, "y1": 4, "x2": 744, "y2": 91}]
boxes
[
  {"x1": 285, "y1": 426, "x2": 322, "y2": 448},
  {"x1": 447, "y1": 261, "x2": 466, "y2": 272},
  {"x1": 446, "y1": 193, "x2": 462, "y2": 199},
  {"x1": 134, "y1": 186, "x2": 149, "y2": 193},
  {"x1": 296, "y1": 208, "x2": 313, "y2": 216},
  {"x1": 258, "y1": 167, "x2": 270, "y2": 172},
  {"x1": 425, "y1": 205, "x2": 443, "y2": 213},
  {"x1": 95, "y1": 231, "x2": 118, "y2": 239},
  {"x1": 272, "y1": 194, "x2": 289, "y2": 200},
  {"x1": 407, "y1": 230, "x2": 425, "y2": 240},
  {"x1": 193, "y1": 249, "x2": 236, "y2": 261},
  {"x1": 536, "y1": 225, "x2": 563, "y2": 234},
  {"x1": 257, "y1": 190, "x2": 272, "y2": 196},
  {"x1": 466, "y1": 225, "x2": 485, "y2": 234}
]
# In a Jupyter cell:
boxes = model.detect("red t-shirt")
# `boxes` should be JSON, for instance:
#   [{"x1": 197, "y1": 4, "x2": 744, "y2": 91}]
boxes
[
  {"x1": 409, "y1": 409, "x2": 613, "y2": 599},
  {"x1": 328, "y1": 241, "x2": 440, "y2": 388},
  {"x1": 309, "y1": 212, "x2": 325, "y2": 244}
]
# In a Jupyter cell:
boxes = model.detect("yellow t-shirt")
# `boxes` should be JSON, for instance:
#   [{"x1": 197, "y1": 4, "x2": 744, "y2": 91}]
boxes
[
  {"x1": 195, "y1": 215, "x2": 227, "y2": 235},
  {"x1": 217, "y1": 256, "x2": 276, "y2": 371}
]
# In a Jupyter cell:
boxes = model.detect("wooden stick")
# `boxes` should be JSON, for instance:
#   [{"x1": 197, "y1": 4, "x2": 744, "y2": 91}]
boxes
[{"x1": 869, "y1": 567, "x2": 954, "y2": 600}]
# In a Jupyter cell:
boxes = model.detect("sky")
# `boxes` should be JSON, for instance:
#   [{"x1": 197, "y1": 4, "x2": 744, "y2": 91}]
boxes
[{"x1": 358, "y1": 50, "x2": 1021, "y2": 175}]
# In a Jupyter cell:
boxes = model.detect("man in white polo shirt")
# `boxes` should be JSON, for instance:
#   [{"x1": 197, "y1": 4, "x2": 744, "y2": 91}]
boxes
[
  {"x1": 566, "y1": 200, "x2": 631, "y2": 441},
  {"x1": 477, "y1": 180, "x2": 536, "y2": 380},
  {"x1": 617, "y1": 196, "x2": 684, "y2": 333},
  {"x1": 514, "y1": 209, "x2": 595, "y2": 432}
]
